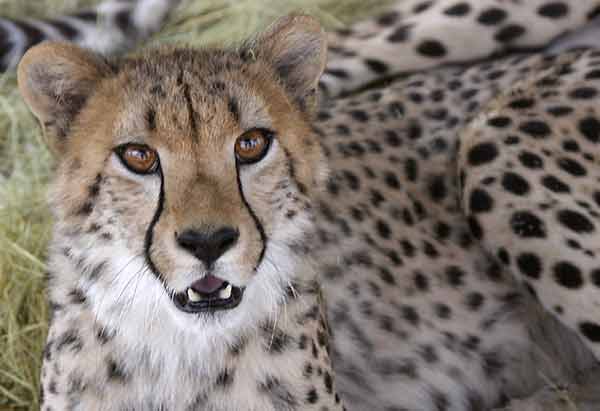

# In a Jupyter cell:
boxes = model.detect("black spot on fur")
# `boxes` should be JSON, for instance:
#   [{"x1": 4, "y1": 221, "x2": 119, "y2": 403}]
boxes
[
  {"x1": 413, "y1": 1, "x2": 433, "y2": 13},
  {"x1": 570, "y1": 87, "x2": 597, "y2": 100},
  {"x1": 509, "y1": 98, "x2": 535, "y2": 110},
  {"x1": 487, "y1": 116, "x2": 512, "y2": 128},
  {"x1": 262, "y1": 324, "x2": 292, "y2": 353},
  {"x1": 538, "y1": 2, "x2": 569, "y2": 19},
  {"x1": 477, "y1": 8, "x2": 507, "y2": 25},
  {"x1": 107, "y1": 359, "x2": 128, "y2": 382},
  {"x1": 466, "y1": 292, "x2": 484, "y2": 311},
  {"x1": 416, "y1": 40, "x2": 447, "y2": 58},
  {"x1": 350, "y1": 110, "x2": 369, "y2": 122},
  {"x1": 306, "y1": 387, "x2": 319, "y2": 404},
  {"x1": 414, "y1": 271, "x2": 429, "y2": 291},
  {"x1": 68, "y1": 288, "x2": 86, "y2": 305},
  {"x1": 444, "y1": 2, "x2": 471, "y2": 16},
  {"x1": 228, "y1": 97, "x2": 240, "y2": 122},
  {"x1": 88, "y1": 261, "x2": 107, "y2": 281},
  {"x1": 259, "y1": 377, "x2": 298, "y2": 409},
  {"x1": 519, "y1": 120, "x2": 551, "y2": 138},
  {"x1": 428, "y1": 176, "x2": 447, "y2": 201},
  {"x1": 580, "y1": 322, "x2": 600, "y2": 342},
  {"x1": 401, "y1": 305, "x2": 420, "y2": 326},
  {"x1": 494, "y1": 24, "x2": 526, "y2": 43},
  {"x1": 510, "y1": 211, "x2": 546, "y2": 238},
  {"x1": 482, "y1": 351, "x2": 504, "y2": 378},
  {"x1": 554, "y1": 261, "x2": 584, "y2": 289},
  {"x1": 542, "y1": 175, "x2": 570, "y2": 193},
  {"x1": 88, "y1": 174, "x2": 102, "y2": 198},
  {"x1": 432, "y1": 390, "x2": 449, "y2": 411},
  {"x1": 516, "y1": 253, "x2": 542, "y2": 279},
  {"x1": 502, "y1": 172, "x2": 530, "y2": 196},
  {"x1": 557, "y1": 209, "x2": 594, "y2": 233},
  {"x1": 146, "y1": 108, "x2": 156, "y2": 131},
  {"x1": 557, "y1": 157, "x2": 586, "y2": 177},
  {"x1": 470, "y1": 189, "x2": 493, "y2": 213},
  {"x1": 467, "y1": 143, "x2": 498, "y2": 166},
  {"x1": 377, "y1": 11, "x2": 399, "y2": 26},
  {"x1": 78, "y1": 202, "x2": 94, "y2": 216},
  {"x1": 365, "y1": 59, "x2": 389, "y2": 74},
  {"x1": 150, "y1": 84, "x2": 166, "y2": 97},
  {"x1": 446, "y1": 266, "x2": 466, "y2": 287},
  {"x1": 323, "y1": 371, "x2": 333, "y2": 394},
  {"x1": 56, "y1": 329, "x2": 83, "y2": 353},
  {"x1": 215, "y1": 369, "x2": 233, "y2": 388},
  {"x1": 547, "y1": 106, "x2": 573, "y2": 117},
  {"x1": 181, "y1": 78, "x2": 198, "y2": 133},
  {"x1": 388, "y1": 24, "x2": 413, "y2": 42},
  {"x1": 518, "y1": 151, "x2": 543, "y2": 169},
  {"x1": 578, "y1": 117, "x2": 600, "y2": 143},
  {"x1": 230, "y1": 335, "x2": 248, "y2": 356},
  {"x1": 96, "y1": 327, "x2": 115, "y2": 344}
]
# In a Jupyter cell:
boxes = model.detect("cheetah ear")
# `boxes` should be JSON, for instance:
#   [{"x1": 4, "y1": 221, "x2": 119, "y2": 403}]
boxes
[
  {"x1": 17, "y1": 42, "x2": 112, "y2": 151},
  {"x1": 253, "y1": 14, "x2": 327, "y2": 113}
]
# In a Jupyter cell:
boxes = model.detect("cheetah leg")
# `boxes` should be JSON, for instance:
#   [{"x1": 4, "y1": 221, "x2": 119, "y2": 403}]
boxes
[
  {"x1": 458, "y1": 49, "x2": 600, "y2": 360},
  {"x1": 320, "y1": 0, "x2": 600, "y2": 98}
]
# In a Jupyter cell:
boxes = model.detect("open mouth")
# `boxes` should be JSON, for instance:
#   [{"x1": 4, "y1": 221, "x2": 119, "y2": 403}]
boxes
[{"x1": 173, "y1": 274, "x2": 244, "y2": 314}]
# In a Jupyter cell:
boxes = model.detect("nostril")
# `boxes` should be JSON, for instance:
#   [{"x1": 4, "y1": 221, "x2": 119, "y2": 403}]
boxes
[
  {"x1": 215, "y1": 228, "x2": 239, "y2": 255},
  {"x1": 176, "y1": 230, "x2": 202, "y2": 252},
  {"x1": 176, "y1": 227, "x2": 239, "y2": 267}
]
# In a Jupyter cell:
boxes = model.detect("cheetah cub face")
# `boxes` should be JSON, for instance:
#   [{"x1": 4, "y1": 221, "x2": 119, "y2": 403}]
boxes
[{"x1": 18, "y1": 16, "x2": 327, "y2": 347}]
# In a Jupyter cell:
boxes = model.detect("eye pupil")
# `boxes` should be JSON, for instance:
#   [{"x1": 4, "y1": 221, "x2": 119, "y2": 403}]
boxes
[
  {"x1": 235, "y1": 129, "x2": 271, "y2": 163},
  {"x1": 241, "y1": 139, "x2": 252, "y2": 149},
  {"x1": 117, "y1": 144, "x2": 158, "y2": 174}
]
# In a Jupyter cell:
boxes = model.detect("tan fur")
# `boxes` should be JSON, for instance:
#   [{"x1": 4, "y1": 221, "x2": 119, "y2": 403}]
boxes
[
  {"x1": 19, "y1": 15, "x2": 343, "y2": 411},
  {"x1": 18, "y1": 4, "x2": 600, "y2": 411}
]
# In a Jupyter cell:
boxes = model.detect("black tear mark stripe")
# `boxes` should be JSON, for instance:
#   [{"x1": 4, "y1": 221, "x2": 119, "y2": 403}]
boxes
[
  {"x1": 144, "y1": 162, "x2": 166, "y2": 282},
  {"x1": 145, "y1": 158, "x2": 267, "y2": 279},
  {"x1": 235, "y1": 162, "x2": 267, "y2": 272}
]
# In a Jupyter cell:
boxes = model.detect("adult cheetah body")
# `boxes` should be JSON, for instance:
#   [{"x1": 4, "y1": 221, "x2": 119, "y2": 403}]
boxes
[{"x1": 11, "y1": 0, "x2": 600, "y2": 410}]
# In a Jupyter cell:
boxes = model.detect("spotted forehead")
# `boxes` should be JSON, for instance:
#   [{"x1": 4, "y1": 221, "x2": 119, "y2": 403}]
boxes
[{"x1": 111, "y1": 49, "x2": 275, "y2": 149}]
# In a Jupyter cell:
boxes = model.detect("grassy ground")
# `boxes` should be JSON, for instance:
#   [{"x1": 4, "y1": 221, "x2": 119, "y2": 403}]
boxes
[{"x1": 0, "y1": 1, "x2": 390, "y2": 409}]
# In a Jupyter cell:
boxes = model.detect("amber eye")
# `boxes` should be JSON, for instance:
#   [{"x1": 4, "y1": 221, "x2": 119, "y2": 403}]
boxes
[
  {"x1": 234, "y1": 129, "x2": 272, "y2": 164},
  {"x1": 117, "y1": 144, "x2": 159, "y2": 174}
]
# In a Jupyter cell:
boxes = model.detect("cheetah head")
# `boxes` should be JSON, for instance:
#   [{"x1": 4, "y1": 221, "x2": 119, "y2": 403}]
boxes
[{"x1": 18, "y1": 15, "x2": 327, "y2": 343}]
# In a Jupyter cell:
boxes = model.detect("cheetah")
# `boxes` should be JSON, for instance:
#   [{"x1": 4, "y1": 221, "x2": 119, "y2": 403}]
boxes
[{"x1": 11, "y1": 0, "x2": 600, "y2": 410}]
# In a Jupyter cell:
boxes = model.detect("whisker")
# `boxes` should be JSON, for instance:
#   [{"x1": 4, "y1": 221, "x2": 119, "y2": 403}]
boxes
[{"x1": 92, "y1": 252, "x2": 144, "y2": 330}]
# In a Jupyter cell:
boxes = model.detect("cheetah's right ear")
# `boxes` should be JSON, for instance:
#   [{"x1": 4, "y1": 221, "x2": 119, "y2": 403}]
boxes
[
  {"x1": 253, "y1": 14, "x2": 327, "y2": 114},
  {"x1": 17, "y1": 42, "x2": 112, "y2": 151}
]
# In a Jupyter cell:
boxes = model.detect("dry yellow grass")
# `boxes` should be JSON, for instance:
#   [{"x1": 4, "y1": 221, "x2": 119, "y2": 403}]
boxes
[{"x1": 0, "y1": 1, "x2": 390, "y2": 409}]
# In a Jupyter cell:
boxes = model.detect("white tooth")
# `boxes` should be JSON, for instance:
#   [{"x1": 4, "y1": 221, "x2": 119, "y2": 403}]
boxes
[
  {"x1": 219, "y1": 284, "x2": 232, "y2": 299},
  {"x1": 187, "y1": 288, "x2": 203, "y2": 302}
]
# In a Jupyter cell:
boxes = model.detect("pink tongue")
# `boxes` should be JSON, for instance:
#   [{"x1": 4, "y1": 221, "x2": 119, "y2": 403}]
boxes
[{"x1": 191, "y1": 275, "x2": 226, "y2": 295}]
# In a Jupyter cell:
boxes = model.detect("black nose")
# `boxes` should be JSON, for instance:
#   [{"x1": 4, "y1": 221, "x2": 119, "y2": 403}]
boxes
[{"x1": 176, "y1": 227, "x2": 239, "y2": 267}]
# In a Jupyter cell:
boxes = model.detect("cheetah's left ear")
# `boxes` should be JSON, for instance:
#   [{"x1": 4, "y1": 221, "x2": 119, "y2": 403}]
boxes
[{"x1": 253, "y1": 14, "x2": 327, "y2": 113}]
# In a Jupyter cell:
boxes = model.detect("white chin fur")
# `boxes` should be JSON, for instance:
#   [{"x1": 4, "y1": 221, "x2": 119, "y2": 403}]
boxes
[{"x1": 69, "y1": 236, "x2": 306, "y2": 372}]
